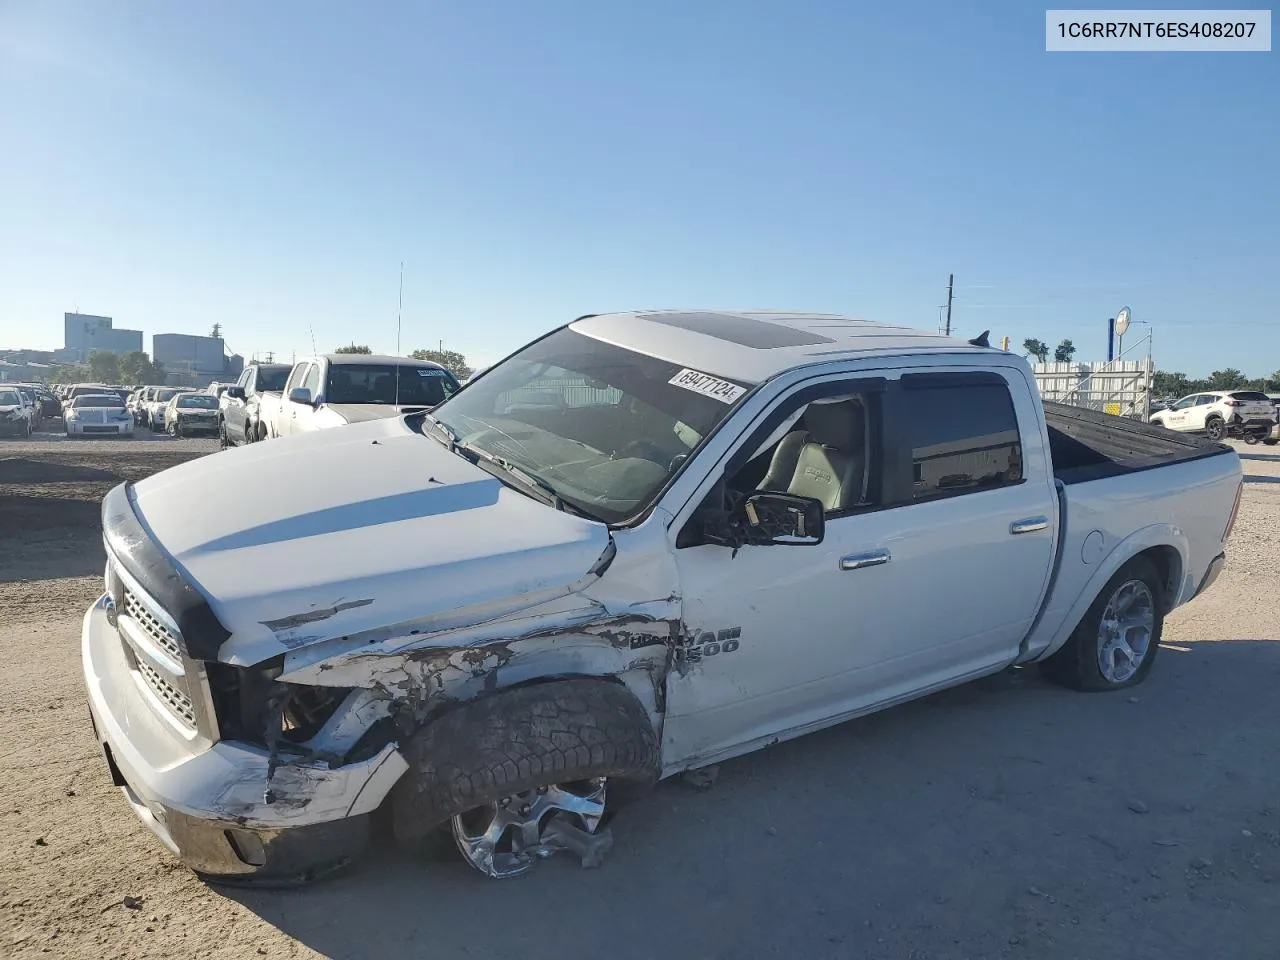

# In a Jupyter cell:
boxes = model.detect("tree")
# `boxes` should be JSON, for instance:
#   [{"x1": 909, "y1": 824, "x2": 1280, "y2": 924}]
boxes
[
  {"x1": 87, "y1": 350, "x2": 120, "y2": 384},
  {"x1": 1207, "y1": 368, "x2": 1246, "y2": 390},
  {"x1": 1152, "y1": 371, "x2": 1193, "y2": 399},
  {"x1": 51, "y1": 364, "x2": 89, "y2": 384},
  {"x1": 210, "y1": 323, "x2": 222, "y2": 339},
  {"x1": 1022, "y1": 338, "x2": 1049, "y2": 363},
  {"x1": 334, "y1": 343, "x2": 372, "y2": 354},
  {"x1": 118, "y1": 351, "x2": 166, "y2": 385},
  {"x1": 1053, "y1": 339, "x2": 1076, "y2": 363},
  {"x1": 411, "y1": 348, "x2": 472, "y2": 380}
]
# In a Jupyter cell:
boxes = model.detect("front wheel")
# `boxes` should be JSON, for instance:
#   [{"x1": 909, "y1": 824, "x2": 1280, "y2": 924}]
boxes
[
  {"x1": 391, "y1": 679, "x2": 659, "y2": 879},
  {"x1": 1040, "y1": 556, "x2": 1164, "y2": 692},
  {"x1": 1204, "y1": 416, "x2": 1226, "y2": 442}
]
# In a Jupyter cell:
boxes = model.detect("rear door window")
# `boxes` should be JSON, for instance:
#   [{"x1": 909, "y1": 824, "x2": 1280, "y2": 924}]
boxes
[
  {"x1": 899, "y1": 374, "x2": 1023, "y2": 502},
  {"x1": 1229, "y1": 391, "x2": 1270, "y2": 402}
]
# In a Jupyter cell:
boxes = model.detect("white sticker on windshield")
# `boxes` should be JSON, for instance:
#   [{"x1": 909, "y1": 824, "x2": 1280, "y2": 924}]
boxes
[
  {"x1": 417, "y1": 368, "x2": 446, "y2": 376},
  {"x1": 668, "y1": 368, "x2": 746, "y2": 405}
]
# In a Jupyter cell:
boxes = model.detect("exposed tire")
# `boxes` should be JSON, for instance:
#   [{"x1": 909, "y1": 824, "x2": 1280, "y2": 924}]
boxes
[
  {"x1": 1264, "y1": 438, "x2": 1279, "y2": 446},
  {"x1": 1040, "y1": 556, "x2": 1164, "y2": 692},
  {"x1": 1204, "y1": 416, "x2": 1225, "y2": 442},
  {"x1": 218, "y1": 422, "x2": 230, "y2": 449},
  {"x1": 390, "y1": 679, "x2": 660, "y2": 851}
]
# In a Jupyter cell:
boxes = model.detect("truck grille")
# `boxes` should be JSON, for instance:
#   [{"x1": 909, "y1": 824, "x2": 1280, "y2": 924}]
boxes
[
  {"x1": 109, "y1": 557, "x2": 214, "y2": 738},
  {"x1": 136, "y1": 659, "x2": 198, "y2": 728},
  {"x1": 123, "y1": 588, "x2": 183, "y2": 661}
]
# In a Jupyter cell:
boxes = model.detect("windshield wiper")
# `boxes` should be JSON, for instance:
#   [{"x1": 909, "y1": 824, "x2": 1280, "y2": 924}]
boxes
[
  {"x1": 456, "y1": 443, "x2": 599, "y2": 521},
  {"x1": 423, "y1": 414, "x2": 460, "y2": 450}
]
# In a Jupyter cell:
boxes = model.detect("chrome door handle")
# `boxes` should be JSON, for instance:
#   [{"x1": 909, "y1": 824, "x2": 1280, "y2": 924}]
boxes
[
  {"x1": 1010, "y1": 516, "x2": 1049, "y2": 535},
  {"x1": 840, "y1": 550, "x2": 891, "y2": 571}
]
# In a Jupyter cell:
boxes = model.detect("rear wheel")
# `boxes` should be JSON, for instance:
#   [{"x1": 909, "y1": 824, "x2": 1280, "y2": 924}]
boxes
[
  {"x1": 1204, "y1": 416, "x2": 1225, "y2": 442},
  {"x1": 1040, "y1": 556, "x2": 1164, "y2": 691},
  {"x1": 391, "y1": 679, "x2": 659, "y2": 879},
  {"x1": 1264, "y1": 438, "x2": 1279, "y2": 446}
]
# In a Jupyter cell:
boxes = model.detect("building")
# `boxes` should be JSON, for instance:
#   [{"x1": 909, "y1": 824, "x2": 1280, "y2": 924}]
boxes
[
  {"x1": 152, "y1": 333, "x2": 244, "y2": 386},
  {"x1": 59, "y1": 313, "x2": 143, "y2": 362}
]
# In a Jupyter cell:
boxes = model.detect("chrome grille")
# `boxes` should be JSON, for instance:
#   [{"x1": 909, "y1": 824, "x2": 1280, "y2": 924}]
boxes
[
  {"x1": 136, "y1": 660, "x2": 197, "y2": 729},
  {"x1": 123, "y1": 588, "x2": 183, "y2": 661}
]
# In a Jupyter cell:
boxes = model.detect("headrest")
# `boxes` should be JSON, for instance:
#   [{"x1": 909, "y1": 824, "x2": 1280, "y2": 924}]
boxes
[{"x1": 805, "y1": 399, "x2": 864, "y2": 448}]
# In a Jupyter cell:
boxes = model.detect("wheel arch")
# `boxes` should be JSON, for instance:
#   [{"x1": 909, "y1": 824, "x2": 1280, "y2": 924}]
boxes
[{"x1": 1031, "y1": 525, "x2": 1189, "y2": 663}]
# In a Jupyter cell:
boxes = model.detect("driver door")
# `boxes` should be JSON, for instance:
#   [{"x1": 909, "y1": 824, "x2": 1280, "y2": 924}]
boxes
[{"x1": 1163, "y1": 395, "x2": 1196, "y2": 430}]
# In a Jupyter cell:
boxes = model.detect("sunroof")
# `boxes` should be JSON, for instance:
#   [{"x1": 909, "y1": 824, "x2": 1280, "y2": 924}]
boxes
[{"x1": 640, "y1": 312, "x2": 836, "y2": 349}]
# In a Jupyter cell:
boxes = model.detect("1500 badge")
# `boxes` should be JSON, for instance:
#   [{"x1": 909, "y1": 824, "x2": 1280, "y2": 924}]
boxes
[{"x1": 674, "y1": 626, "x2": 741, "y2": 663}]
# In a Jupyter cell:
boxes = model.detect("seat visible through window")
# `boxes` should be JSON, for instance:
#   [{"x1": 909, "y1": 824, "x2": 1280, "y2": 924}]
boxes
[{"x1": 758, "y1": 398, "x2": 866, "y2": 511}]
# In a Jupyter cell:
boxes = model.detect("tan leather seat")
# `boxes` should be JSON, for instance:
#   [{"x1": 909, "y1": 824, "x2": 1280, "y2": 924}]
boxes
[{"x1": 759, "y1": 399, "x2": 865, "y2": 511}]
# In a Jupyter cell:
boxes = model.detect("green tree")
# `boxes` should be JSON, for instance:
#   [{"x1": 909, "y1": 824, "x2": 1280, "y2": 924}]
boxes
[
  {"x1": 411, "y1": 348, "x2": 472, "y2": 380},
  {"x1": 1022, "y1": 338, "x2": 1049, "y2": 363},
  {"x1": 118, "y1": 351, "x2": 166, "y2": 384},
  {"x1": 334, "y1": 343, "x2": 372, "y2": 354},
  {"x1": 1152, "y1": 371, "x2": 1193, "y2": 399},
  {"x1": 51, "y1": 364, "x2": 89, "y2": 384},
  {"x1": 1207, "y1": 368, "x2": 1246, "y2": 390},
  {"x1": 87, "y1": 350, "x2": 121, "y2": 384},
  {"x1": 1053, "y1": 338, "x2": 1076, "y2": 362}
]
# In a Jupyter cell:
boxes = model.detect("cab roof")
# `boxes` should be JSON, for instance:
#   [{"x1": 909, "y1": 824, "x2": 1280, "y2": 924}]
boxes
[{"x1": 570, "y1": 310, "x2": 996, "y2": 384}]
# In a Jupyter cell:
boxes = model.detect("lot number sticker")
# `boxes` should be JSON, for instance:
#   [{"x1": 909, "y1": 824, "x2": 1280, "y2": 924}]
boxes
[{"x1": 668, "y1": 368, "x2": 746, "y2": 405}]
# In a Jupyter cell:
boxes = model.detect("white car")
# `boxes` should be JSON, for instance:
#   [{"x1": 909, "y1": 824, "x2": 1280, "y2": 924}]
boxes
[
  {"x1": 0, "y1": 386, "x2": 34, "y2": 438},
  {"x1": 64, "y1": 393, "x2": 134, "y2": 438},
  {"x1": 1148, "y1": 390, "x2": 1278, "y2": 443},
  {"x1": 144, "y1": 388, "x2": 183, "y2": 432},
  {"x1": 83, "y1": 309, "x2": 1244, "y2": 884}
]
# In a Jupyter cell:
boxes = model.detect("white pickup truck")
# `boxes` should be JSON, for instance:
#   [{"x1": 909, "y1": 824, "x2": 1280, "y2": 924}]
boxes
[
  {"x1": 258, "y1": 353, "x2": 460, "y2": 440},
  {"x1": 83, "y1": 310, "x2": 1243, "y2": 885}
]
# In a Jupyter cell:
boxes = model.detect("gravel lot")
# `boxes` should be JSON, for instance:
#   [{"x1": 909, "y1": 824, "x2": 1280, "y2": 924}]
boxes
[{"x1": 2, "y1": 435, "x2": 1278, "y2": 960}]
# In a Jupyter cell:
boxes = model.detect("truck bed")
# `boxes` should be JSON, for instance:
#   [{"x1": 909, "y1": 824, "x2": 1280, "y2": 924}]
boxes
[{"x1": 1044, "y1": 401, "x2": 1232, "y2": 484}]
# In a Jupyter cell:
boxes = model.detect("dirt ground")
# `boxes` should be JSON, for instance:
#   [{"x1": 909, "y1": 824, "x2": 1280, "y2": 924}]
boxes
[{"x1": 2, "y1": 432, "x2": 1278, "y2": 960}]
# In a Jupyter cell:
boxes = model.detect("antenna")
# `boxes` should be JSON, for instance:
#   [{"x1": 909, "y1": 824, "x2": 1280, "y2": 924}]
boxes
[
  {"x1": 395, "y1": 261, "x2": 403, "y2": 408},
  {"x1": 309, "y1": 324, "x2": 317, "y2": 356}
]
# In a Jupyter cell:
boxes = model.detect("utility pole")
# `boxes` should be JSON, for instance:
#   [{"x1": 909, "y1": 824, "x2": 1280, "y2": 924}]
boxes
[{"x1": 944, "y1": 274, "x2": 954, "y2": 336}]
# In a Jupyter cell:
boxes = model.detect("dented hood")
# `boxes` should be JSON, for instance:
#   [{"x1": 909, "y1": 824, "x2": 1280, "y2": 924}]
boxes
[{"x1": 128, "y1": 417, "x2": 610, "y2": 665}]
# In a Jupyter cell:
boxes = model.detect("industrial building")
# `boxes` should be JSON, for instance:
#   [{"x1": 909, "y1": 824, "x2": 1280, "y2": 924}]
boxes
[
  {"x1": 152, "y1": 333, "x2": 244, "y2": 384},
  {"x1": 57, "y1": 313, "x2": 143, "y2": 362}
]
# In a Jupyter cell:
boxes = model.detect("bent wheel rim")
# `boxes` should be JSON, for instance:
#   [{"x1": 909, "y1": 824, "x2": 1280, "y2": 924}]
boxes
[
  {"x1": 451, "y1": 777, "x2": 606, "y2": 879},
  {"x1": 1096, "y1": 579, "x2": 1155, "y2": 684}
]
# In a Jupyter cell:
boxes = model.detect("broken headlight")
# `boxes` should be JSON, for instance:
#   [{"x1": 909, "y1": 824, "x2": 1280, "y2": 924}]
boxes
[{"x1": 206, "y1": 659, "x2": 352, "y2": 748}]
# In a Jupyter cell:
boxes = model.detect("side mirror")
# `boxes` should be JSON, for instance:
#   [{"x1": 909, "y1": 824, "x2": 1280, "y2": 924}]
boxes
[
  {"x1": 225, "y1": 386, "x2": 245, "y2": 400},
  {"x1": 740, "y1": 492, "x2": 825, "y2": 545},
  {"x1": 288, "y1": 387, "x2": 313, "y2": 406}
]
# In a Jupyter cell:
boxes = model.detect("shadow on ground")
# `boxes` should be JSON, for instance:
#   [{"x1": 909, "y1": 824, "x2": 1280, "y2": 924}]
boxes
[{"x1": 222, "y1": 637, "x2": 1280, "y2": 960}]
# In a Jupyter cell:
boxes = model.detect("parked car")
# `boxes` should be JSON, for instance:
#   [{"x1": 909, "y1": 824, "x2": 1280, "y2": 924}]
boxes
[
  {"x1": 83, "y1": 310, "x2": 1242, "y2": 885},
  {"x1": 164, "y1": 391, "x2": 221, "y2": 438},
  {"x1": 64, "y1": 393, "x2": 134, "y2": 438},
  {"x1": 218, "y1": 361, "x2": 292, "y2": 446},
  {"x1": 0, "y1": 385, "x2": 34, "y2": 438},
  {"x1": 144, "y1": 388, "x2": 183, "y2": 432},
  {"x1": 259, "y1": 354, "x2": 460, "y2": 439},
  {"x1": 19, "y1": 383, "x2": 61, "y2": 419},
  {"x1": 130, "y1": 385, "x2": 163, "y2": 426},
  {"x1": 60, "y1": 383, "x2": 114, "y2": 415},
  {"x1": 1148, "y1": 390, "x2": 1278, "y2": 443},
  {"x1": 11, "y1": 385, "x2": 45, "y2": 430}
]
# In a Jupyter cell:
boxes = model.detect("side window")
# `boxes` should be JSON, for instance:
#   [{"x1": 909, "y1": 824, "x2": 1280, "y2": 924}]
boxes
[
  {"x1": 285, "y1": 364, "x2": 309, "y2": 394},
  {"x1": 725, "y1": 389, "x2": 877, "y2": 515},
  {"x1": 303, "y1": 364, "x2": 322, "y2": 396},
  {"x1": 901, "y1": 377, "x2": 1022, "y2": 502}
]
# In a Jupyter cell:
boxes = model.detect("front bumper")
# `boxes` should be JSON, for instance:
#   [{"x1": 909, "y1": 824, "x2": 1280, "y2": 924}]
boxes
[
  {"x1": 81, "y1": 596, "x2": 407, "y2": 882},
  {"x1": 175, "y1": 417, "x2": 220, "y2": 434},
  {"x1": 0, "y1": 417, "x2": 29, "y2": 435},
  {"x1": 67, "y1": 420, "x2": 134, "y2": 435}
]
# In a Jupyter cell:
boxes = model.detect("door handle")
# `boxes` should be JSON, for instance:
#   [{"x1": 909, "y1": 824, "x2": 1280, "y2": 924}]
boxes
[
  {"x1": 1010, "y1": 516, "x2": 1049, "y2": 535},
  {"x1": 840, "y1": 550, "x2": 891, "y2": 571}
]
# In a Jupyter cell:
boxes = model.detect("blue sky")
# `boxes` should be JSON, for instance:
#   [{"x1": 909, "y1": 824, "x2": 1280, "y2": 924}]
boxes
[{"x1": 1, "y1": 1, "x2": 1276, "y2": 375}]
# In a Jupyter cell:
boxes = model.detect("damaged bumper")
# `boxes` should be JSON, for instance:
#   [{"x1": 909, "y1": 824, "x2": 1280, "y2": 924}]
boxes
[{"x1": 81, "y1": 596, "x2": 408, "y2": 883}]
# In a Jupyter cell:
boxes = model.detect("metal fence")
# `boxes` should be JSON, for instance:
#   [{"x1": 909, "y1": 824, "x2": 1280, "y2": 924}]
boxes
[{"x1": 1032, "y1": 359, "x2": 1154, "y2": 419}]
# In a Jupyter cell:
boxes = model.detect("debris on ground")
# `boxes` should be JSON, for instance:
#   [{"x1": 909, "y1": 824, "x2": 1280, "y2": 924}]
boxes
[{"x1": 681, "y1": 765, "x2": 720, "y2": 790}]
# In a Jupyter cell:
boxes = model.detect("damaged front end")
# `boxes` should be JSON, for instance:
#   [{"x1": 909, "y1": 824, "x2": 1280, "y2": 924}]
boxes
[{"x1": 86, "y1": 480, "x2": 683, "y2": 883}]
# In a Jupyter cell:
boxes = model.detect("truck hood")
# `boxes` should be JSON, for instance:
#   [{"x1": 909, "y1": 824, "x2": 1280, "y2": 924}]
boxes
[
  {"x1": 325, "y1": 403, "x2": 434, "y2": 423},
  {"x1": 128, "y1": 417, "x2": 611, "y2": 665}
]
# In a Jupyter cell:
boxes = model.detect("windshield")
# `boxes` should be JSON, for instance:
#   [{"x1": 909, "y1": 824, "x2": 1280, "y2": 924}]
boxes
[
  {"x1": 325, "y1": 363, "x2": 459, "y2": 406},
  {"x1": 155, "y1": 389, "x2": 179, "y2": 402},
  {"x1": 74, "y1": 394, "x2": 124, "y2": 408},
  {"x1": 0, "y1": 390, "x2": 19, "y2": 405},
  {"x1": 257, "y1": 365, "x2": 290, "y2": 391},
  {"x1": 429, "y1": 327, "x2": 754, "y2": 524},
  {"x1": 177, "y1": 394, "x2": 218, "y2": 409}
]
